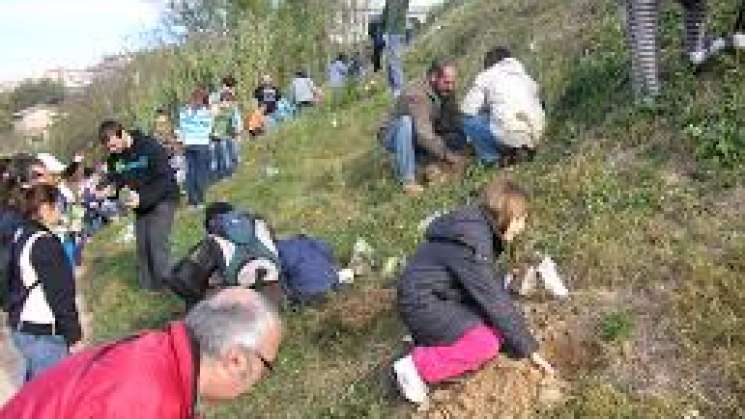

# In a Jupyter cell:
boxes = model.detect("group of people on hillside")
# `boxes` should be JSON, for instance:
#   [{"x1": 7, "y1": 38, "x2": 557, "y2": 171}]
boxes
[
  {"x1": 0, "y1": 152, "x2": 128, "y2": 385},
  {"x1": 0, "y1": 1, "x2": 556, "y2": 415}
]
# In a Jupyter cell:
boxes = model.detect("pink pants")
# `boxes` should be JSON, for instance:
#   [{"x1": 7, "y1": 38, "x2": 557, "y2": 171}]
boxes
[{"x1": 411, "y1": 324, "x2": 503, "y2": 384}]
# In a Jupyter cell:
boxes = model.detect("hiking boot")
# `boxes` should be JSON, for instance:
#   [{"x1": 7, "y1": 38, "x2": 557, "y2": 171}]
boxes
[
  {"x1": 402, "y1": 182, "x2": 424, "y2": 196},
  {"x1": 393, "y1": 355, "x2": 429, "y2": 405},
  {"x1": 688, "y1": 36, "x2": 726, "y2": 66}
]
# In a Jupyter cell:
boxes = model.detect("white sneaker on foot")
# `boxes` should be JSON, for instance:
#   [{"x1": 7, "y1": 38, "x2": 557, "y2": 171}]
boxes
[
  {"x1": 393, "y1": 355, "x2": 429, "y2": 404},
  {"x1": 537, "y1": 256, "x2": 569, "y2": 299},
  {"x1": 733, "y1": 33, "x2": 745, "y2": 49}
]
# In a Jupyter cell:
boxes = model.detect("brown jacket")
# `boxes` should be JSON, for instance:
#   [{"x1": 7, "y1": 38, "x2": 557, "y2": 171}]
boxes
[{"x1": 380, "y1": 80, "x2": 448, "y2": 160}]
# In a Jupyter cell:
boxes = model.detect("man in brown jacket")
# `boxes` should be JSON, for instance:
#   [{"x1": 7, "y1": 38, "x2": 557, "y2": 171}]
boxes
[{"x1": 380, "y1": 60, "x2": 466, "y2": 195}]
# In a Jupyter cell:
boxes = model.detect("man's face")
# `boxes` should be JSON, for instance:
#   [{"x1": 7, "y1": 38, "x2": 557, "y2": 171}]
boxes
[
  {"x1": 104, "y1": 134, "x2": 126, "y2": 154},
  {"x1": 431, "y1": 66, "x2": 457, "y2": 97},
  {"x1": 200, "y1": 322, "x2": 282, "y2": 403}
]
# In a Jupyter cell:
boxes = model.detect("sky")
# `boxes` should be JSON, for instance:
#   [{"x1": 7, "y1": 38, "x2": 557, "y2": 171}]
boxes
[{"x1": 0, "y1": 0, "x2": 165, "y2": 82}]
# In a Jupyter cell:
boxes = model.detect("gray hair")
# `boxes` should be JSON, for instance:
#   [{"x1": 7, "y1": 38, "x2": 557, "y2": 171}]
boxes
[{"x1": 184, "y1": 290, "x2": 279, "y2": 358}]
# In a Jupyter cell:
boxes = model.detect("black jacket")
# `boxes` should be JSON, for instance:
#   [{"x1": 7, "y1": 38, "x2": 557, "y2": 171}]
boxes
[
  {"x1": 106, "y1": 131, "x2": 179, "y2": 215},
  {"x1": 397, "y1": 206, "x2": 538, "y2": 358},
  {"x1": 7, "y1": 220, "x2": 82, "y2": 344}
]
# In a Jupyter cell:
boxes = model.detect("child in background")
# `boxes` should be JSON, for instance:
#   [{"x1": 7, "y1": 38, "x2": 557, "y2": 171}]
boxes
[
  {"x1": 211, "y1": 91, "x2": 242, "y2": 178},
  {"x1": 247, "y1": 101, "x2": 267, "y2": 138},
  {"x1": 394, "y1": 177, "x2": 554, "y2": 404}
]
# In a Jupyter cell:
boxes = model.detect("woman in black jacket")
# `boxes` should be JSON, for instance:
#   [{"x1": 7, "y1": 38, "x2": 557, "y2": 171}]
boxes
[
  {"x1": 394, "y1": 178, "x2": 553, "y2": 404},
  {"x1": 7, "y1": 184, "x2": 83, "y2": 381}
]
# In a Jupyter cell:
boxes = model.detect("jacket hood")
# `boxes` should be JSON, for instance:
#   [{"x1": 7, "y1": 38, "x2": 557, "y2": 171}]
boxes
[
  {"x1": 493, "y1": 58, "x2": 527, "y2": 76},
  {"x1": 425, "y1": 206, "x2": 497, "y2": 256}
]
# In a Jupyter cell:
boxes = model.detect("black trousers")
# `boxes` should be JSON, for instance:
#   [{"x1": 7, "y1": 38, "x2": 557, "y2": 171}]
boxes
[
  {"x1": 372, "y1": 44, "x2": 383, "y2": 72},
  {"x1": 135, "y1": 200, "x2": 176, "y2": 290}
]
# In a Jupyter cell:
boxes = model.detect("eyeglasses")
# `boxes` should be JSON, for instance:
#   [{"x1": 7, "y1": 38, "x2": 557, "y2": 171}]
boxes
[{"x1": 252, "y1": 351, "x2": 275, "y2": 374}]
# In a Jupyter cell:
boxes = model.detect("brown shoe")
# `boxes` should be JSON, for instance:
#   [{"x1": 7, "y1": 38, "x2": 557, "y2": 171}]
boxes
[{"x1": 403, "y1": 182, "x2": 424, "y2": 196}]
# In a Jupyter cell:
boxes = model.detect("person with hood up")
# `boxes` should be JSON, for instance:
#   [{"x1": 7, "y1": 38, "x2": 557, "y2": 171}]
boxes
[{"x1": 393, "y1": 177, "x2": 554, "y2": 404}]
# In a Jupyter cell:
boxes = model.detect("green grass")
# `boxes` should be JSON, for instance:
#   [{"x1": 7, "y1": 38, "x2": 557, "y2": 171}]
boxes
[{"x1": 84, "y1": 0, "x2": 745, "y2": 417}]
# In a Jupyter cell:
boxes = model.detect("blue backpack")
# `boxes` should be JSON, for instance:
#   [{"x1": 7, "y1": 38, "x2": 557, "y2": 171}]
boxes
[
  {"x1": 209, "y1": 211, "x2": 280, "y2": 286},
  {"x1": 276, "y1": 235, "x2": 340, "y2": 303}
]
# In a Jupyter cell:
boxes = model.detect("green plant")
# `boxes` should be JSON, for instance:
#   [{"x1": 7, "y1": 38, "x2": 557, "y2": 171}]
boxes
[{"x1": 599, "y1": 311, "x2": 635, "y2": 343}]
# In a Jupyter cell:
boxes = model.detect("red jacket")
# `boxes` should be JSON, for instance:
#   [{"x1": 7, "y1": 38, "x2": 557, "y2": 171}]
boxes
[{"x1": 1, "y1": 321, "x2": 199, "y2": 419}]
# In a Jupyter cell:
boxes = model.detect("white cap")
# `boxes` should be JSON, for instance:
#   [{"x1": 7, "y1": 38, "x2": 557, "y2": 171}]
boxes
[{"x1": 36, "y1": 153, "x2": 66, "y2": 174}]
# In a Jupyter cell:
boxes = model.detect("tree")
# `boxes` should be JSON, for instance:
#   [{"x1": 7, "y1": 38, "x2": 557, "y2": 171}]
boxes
[
  {"x1": 9, "y1": 78, "x2": 65, "y2": 112},
  {"x1": 165, "y1": 0, "x2": 273, "y2": 34},
  {"x1": 0, "y1": 93, "x2": 13, "y2": 132}
]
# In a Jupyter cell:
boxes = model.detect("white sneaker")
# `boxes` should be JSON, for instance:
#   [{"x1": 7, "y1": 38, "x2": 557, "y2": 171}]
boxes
[
  {"x1": 393, "y1": 355, "x2": 429, "y2": 404},
  {"x1": 536, "y1": 256, "x2": 569, "y2": 299},
  {"x1": 733, "y1": 33, "x2": 745, "y2": 49}
]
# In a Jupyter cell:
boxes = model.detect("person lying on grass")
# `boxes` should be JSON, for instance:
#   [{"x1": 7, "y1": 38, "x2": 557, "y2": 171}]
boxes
[
  {"x1": 393, "y1": 177, "x2": 554, "y2": 404},
  {"x1": 166, "y1": 202, "x2": 344, "y2": 310},
  {"x1": 166, "y1": 202, "x2": 284, "y2": 309}
]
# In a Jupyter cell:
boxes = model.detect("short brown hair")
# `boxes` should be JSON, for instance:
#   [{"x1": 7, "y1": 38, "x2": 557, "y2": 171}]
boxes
[
  {"x1": 190, "y1": 87, "x2": 209, "y2": 108},
  {"x1": 98, "y1": 119, "x2": 124, "y2": 144},
  {"x1": 481, "y1": 177, "x2": 528, "y2": 235}
]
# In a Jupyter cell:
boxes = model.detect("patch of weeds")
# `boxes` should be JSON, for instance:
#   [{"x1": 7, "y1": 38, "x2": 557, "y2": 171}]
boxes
[{"x1": 599, "y1": 310, "x2": 635, "y2": 343}]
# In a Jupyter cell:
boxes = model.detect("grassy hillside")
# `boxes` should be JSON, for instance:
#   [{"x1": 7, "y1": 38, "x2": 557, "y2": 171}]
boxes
[{"x1": 84, "y1": 0, "x2": 745, "y2": 417}]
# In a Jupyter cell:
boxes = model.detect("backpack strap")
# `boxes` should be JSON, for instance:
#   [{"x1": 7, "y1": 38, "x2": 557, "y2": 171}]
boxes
[{"x1": 15, "y1": 231, "x2": 50, "y2": 305}]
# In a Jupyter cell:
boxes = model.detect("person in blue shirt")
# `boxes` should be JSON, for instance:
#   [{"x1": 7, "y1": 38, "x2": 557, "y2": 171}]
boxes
[{"x1": 178, "y1": 88, "x2": 214, "y2": 208}]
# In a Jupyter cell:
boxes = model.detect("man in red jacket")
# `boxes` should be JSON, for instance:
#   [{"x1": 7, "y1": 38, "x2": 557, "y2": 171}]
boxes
[{"x1": 0, "y1": 288, "x2": 282, "y2": 418}]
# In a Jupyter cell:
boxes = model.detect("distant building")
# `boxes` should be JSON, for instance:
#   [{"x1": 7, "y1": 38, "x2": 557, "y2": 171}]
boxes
[
  {"x1": 331, "y1": 0, "x2": 447, "y2": 44},
  {"x1": 42, "y1": 68, "x2": 94, "y2": 90}
]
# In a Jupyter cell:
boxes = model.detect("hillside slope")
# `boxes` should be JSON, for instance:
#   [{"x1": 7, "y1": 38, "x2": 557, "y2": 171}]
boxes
[{"x1": 84, "y1": 0, "x2": 745, "y2": 417}]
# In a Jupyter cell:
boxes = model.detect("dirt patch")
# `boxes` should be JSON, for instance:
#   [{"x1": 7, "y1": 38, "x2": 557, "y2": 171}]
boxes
[{"x1": 411, "y1": 296, "x2": 596, "y2": 419}]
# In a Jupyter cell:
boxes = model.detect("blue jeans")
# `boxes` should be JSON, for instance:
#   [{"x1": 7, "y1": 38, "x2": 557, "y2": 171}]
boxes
[
  {"x1": 210, "y1": 141, "x2": 228, "y2": 180},
  {"x1": 11, "y1": 331, "x2": 68, "y2": 382},
  {"x1": 384, "y1": 115, "x2": 417, "y2": 183},
  {"x1": 386, "y1": 34, "x2": 405, "y2": 98},
  {"x1": 225, "y1": 138, "x2": 239, "y2": 173},
  {"x1": 462, "y1": 114, "x2": 504, "y2": 165},
  {"x1": 185, "y1": 145, "x2": 210, "y2": 206}
]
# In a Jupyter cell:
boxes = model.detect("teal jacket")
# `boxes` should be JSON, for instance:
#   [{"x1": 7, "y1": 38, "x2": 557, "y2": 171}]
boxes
[
  {"x1": 382, "y1": 0, "x2": 409, "y2": 35},
  {"x1": 178, "y1": 106, "x2": 214, "y2": 146}
]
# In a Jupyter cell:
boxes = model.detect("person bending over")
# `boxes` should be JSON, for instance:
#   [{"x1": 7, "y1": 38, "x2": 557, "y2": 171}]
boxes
[{"x1": 393, "y1": 177, "x2": 553, "y2": 404}]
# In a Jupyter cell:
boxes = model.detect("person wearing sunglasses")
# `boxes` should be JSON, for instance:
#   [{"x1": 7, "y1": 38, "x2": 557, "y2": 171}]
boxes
[{"x1": 1, "y1": 288, "x2": 282, "y2": 419}]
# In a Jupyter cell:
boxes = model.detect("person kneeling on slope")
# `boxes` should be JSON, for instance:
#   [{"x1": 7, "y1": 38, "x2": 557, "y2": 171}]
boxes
[{"x1": 393, "y1": 177, "x2": 554, "y2": 404}]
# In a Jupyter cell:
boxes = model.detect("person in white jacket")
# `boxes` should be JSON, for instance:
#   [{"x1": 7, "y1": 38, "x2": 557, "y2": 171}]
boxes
[{"x1": 461, "y1": 47, "x2": 545, "y2": 166}]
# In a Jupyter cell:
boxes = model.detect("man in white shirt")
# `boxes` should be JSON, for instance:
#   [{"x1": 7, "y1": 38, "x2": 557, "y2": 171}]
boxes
[{"x1": 461, "y1": 47, "x2": 545, "y2": 166}]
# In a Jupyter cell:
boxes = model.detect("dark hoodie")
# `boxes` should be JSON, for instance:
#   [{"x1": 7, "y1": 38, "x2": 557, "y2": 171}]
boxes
[
  {"x1": 106, "y1": 131, "x2": 179, "y2": 215},
  {"x1": 397, "y1": 206, "x2": 538, "y2": 358}
]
